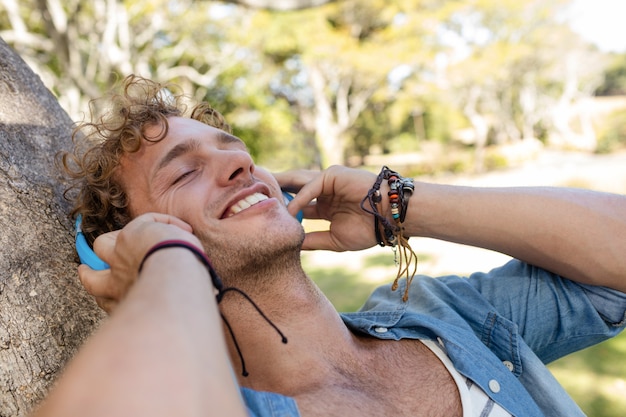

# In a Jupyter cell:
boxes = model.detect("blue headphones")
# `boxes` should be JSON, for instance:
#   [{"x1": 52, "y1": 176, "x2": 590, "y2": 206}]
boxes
[
  {"x1": 76, "y1": 191, "x2": 303, "y2": 270},
  {"x1": 75, "y1": 215, "x2": 110, "y2": 270},
  {"x1": 282, "y1": 191, "x2": 304, "y2": 223}
]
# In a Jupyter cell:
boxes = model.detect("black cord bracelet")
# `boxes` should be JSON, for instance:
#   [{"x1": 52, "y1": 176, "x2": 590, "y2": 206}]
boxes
[{"x1": 139, "y1": 239, "x2": 224, "y2": 291}]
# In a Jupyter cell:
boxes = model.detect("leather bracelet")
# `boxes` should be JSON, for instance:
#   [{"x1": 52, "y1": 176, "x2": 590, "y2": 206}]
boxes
[
  {"x1": 360, "y1": 166, "x2": 414, "y2": 247},
  {"x1": 360, "y1": 166, "x2": 418, "y2": 301}
]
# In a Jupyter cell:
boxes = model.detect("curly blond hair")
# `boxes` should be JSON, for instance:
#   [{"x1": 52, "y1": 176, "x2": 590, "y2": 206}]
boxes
[{"x1": 61, "y1": 74, "x2": 231, "y2": 244}]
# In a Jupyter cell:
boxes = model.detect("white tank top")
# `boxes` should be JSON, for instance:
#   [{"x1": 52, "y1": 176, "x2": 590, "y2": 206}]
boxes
[{"x1": 421, "y1": 339, "x2": 514, "y2": 417}]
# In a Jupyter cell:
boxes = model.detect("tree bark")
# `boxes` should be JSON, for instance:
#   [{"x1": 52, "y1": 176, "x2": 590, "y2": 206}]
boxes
[{"x1": 0, "y1": 38, "x2": 103, "y2": 416}]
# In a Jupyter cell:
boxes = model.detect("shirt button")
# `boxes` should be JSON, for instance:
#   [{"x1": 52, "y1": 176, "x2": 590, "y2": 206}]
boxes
[
  {"x1": 488, "y1": 379, "x2": 501, "y2": 393},
  {"x1": 502, "y1": 360, "x2": 514, "y2": 372},
  {"x1": 373, "y1": 327, "x2": 388, "y2": 333},
  {"x1": 437, "y1": 337, "x2": 444, "y2": 346}
]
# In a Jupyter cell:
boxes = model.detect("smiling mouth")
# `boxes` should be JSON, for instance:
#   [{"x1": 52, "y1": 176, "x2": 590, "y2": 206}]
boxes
[{"x1": 224, "y1": 192, "x2": 269, "y2": 218}]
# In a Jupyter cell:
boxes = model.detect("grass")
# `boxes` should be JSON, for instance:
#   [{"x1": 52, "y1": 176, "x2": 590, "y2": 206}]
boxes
[
  {"x1": 302, "y1": 248, "x2": 626, "y2": 417},
  {"x1": 548, "y1": 333, "x2": 626, "y2": 417},
  {"x1": 304, "y1": 266, "x2": 378, "y2": 312}
]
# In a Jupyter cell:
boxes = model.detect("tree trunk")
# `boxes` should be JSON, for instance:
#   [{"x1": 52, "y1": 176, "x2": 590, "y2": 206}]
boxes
[
  {"x1": 463, "y1": 86, "x2": 489, "y2": 173},
  {"x1": 309, "y1": 65, "x2": 345, "y2": 167},
  {"x1": 0, "y1": 38, "x2": 104, "y2": 416},
  {"x1": 226, "y1": 0, "x2": 335, "y2": 11}
]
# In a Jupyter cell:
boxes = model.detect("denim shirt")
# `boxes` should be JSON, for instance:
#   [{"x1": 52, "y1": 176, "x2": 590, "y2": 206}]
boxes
[{"x1": 241, "y1": 260, "x2": 626, "y2": 417}]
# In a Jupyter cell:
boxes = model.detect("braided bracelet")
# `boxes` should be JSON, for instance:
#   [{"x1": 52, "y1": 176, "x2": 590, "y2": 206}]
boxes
[{"x1": 360, "y1": 166, "x2": 418, "y2": 301}]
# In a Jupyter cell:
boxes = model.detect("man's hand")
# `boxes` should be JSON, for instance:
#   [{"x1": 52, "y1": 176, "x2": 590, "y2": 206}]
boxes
[
  {"x1": 275, "y1": 165, "x2": 384, "y2": 252},
  {"x1": 78, "y1": 212, "x2": 200, "y2": 313}
]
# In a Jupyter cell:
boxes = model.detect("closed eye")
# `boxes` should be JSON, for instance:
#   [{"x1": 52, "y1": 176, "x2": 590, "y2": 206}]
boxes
[{"x1": 172, "y1": 170, "x2": 196, "y2": 185}]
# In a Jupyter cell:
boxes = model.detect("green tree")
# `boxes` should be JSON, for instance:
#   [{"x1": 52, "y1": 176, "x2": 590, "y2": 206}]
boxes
[
  {"x1": 596, "y1": 53, "x2": 626, "y2": 96},
  {"x1": 0, "y1": 0, "x2": 303, "y2": 166},
  {"x1": 0, "y1": 0, "x2": 244, "y2": 116},
  {"x1": 251, "y1": 0, "x2": 447, "y2": 167},
  {"x1": 437, "y1": 0, "x2": 607, "y2": 169}
]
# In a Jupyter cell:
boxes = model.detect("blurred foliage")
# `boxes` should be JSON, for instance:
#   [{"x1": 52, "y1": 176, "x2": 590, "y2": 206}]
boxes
[
  {"x1": 596, "y1": 54, "x2": 626, "y2": 96},
  {"x1": 596, "y1": 108, "x2": 626, "y2": 154},
  {"x1": 548, "y1": 332, "x2": 626, "y2": 417},
  {"x1": 2, "y1": 0, "x2": 623, "y2": 171}
]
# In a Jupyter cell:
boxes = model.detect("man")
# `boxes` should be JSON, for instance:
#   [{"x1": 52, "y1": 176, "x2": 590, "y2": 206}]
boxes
[{"x1": 35, "y1": 75, "x2": 626, "y2": 416}]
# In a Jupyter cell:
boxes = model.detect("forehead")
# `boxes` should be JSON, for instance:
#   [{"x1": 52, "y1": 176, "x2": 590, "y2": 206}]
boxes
[
  {"x1": 145, "y1": 116, "x2": 234, "y2": 143},
  {"x1": 120, "y1": 117, "x2": 244, "y2": 175},
  {"x1": 140, "y1": 117, "x2": 245, "y2": 158}
]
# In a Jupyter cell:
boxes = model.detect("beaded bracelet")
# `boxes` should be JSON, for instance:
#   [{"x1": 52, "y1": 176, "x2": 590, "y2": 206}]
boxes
[
  {"x1": 138, "y1": 239, "x2": 287, "y2": 377},
  {"x1": 360, "y1": 166, "x2": 418, "y2": 301}
]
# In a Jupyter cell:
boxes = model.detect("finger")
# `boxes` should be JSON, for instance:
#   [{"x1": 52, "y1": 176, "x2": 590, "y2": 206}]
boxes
[
  {"x1": 94, "y1": 296, "x2": 117, "y2": 314},
  {"x1": 286, "y1": 197, "x2": 321, "y2": 219},
  {"x1": 287, "y1": 176, "x2": 328, "y2": 218},
  {"x1": 92, "y1": 230, "x2": 120, "y2": 266},
  {"x1": 78, "y1": 264, "x2": 124, "y2": 300},
  {"x1": 118, "y1": 213, "x2": 201, "y2": 256},
  {"x1": 297, "y1": 203, "x2": 326, "y2": 221},
  {"x1": 139, "y1": 212, "x2": 194, "y2": 233},
  {"x1": 301, "y1": 230, "x2": 343, "y2": 252},
  {"x1": 273, "y1": 169, "x2": 319, "y2": 192}
]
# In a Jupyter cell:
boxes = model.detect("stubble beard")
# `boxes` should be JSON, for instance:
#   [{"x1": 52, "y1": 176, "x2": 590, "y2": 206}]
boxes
[{"x1": 196, "y1": 220, "x2": 306, "y2": 291}]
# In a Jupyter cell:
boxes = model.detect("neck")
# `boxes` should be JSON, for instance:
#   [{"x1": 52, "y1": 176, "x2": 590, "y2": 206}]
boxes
[{"x1": 217, "y1": 258, "x2": 361, "y2": 394}]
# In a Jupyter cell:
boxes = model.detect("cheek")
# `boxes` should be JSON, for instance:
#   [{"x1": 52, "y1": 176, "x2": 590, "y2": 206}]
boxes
[
  {"x1": 254, "y1": 168, "x2": 281, "y2": 195},
  {"x1": 163, "y1": 184, "x2": 210, "y2": 223},
  {"x1": 122, "y1": 183, "x2": 153, "y2": 219},
  {"x1": 255, "y1": 167, "x2": 279, "y2": 187},
  {"x1": 161, "y1": 190, "x2": 192, "y2": 219},
  {"x1": 118, "y1": 163, "x2": 161, "y2": 219}
]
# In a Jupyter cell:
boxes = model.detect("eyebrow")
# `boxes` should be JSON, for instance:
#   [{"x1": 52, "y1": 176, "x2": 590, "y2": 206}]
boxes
[
  {"x1": 154, "y1": 131, "x2": 245, "y2": 175},
  {"x1": 154, "y1": 138, "x2": 201, "y2": 176},
  {"x1": 217, "y1": 131, "x2": 246, "y2": 147}
]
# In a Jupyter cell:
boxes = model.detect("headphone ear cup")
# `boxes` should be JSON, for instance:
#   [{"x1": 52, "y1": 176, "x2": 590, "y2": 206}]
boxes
[{"x1": 75, "y1": 216, "x2": 110, "y2": 270}]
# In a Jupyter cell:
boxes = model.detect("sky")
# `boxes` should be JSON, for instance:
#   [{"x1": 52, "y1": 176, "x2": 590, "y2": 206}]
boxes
[{"x1": 567, "y1": 0, "x2": 626, "y2": 53}]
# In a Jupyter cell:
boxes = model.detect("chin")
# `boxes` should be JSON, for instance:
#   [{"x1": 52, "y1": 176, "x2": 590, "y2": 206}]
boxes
[{"x1": 199, "y1": 219, "x2": 304, "y2": 279}]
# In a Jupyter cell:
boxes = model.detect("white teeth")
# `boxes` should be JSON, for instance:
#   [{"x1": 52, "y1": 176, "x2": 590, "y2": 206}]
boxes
[{"x1": 227, "y1": 192, "x2": 269, "y2": 217}]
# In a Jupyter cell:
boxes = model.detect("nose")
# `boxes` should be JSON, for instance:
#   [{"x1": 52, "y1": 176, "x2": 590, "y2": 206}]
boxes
[{"x1": 217, "y1": 148, "x2": 255, "y2": 185}]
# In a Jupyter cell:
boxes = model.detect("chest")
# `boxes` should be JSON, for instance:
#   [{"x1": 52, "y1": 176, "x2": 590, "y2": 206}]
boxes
[{"x1": 294, "y1": 339, "x2": 462, "y2": 417}]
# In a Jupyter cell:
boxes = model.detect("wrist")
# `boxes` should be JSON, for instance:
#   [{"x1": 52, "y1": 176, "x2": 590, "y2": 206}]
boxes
[
  {"x1": 361, "y1": 166, "x2": 414, "y2": 247},
  {"x1": 404, "y1": 182, "x2": 463, "y2": 239},
  {"x1": 139, "y1": 247, "x2": 203, "y2": 281},
  {"x1": 139, "y1": 240, "x2": 223, "y2": 292},
  {"x1": 399, "y1": 180, "x2": 426, "y2": 238},
  {"x1": 360, "y1": 166, "x2": 418, "y2": 302}
]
